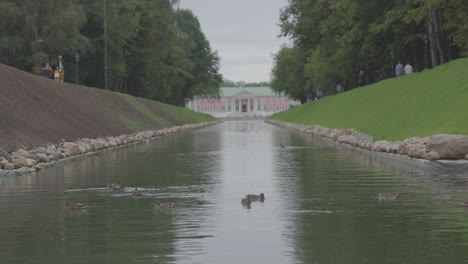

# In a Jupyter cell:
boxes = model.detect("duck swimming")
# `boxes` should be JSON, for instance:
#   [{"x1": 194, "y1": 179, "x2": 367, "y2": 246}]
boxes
[
  {"x1": 241, "y1": 196, "x2": 251, "y2": 206},
  {"x1": 153, "y1": 201, "x2": 176, "y2": 209},
  {"x1": 378, "y1": 193, "x2": 400, "y2": 200},
  {"x1": 65, "y1": 202, "x2": 87, "y2": 209},
  {"x1": 246, "y1": 193, "x2": 265, "y2": 202},
  {"x1": 132, "y1": 187, "x2": 142, "y2": 197},
  {"x1": 108, "y1": 182, "x2": 124, "y2": 191}
]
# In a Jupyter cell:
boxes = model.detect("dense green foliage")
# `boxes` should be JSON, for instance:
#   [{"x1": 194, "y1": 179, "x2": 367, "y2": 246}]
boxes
[
  {"x1": 270, "y1": 58, "x2": 468, "y2": 141},
  {"x1": 271, "y1": 0, "x2": 468, "y2": 102},
  {"x1": 0, "y1": 0, "x2": 221, "y2": 106}
]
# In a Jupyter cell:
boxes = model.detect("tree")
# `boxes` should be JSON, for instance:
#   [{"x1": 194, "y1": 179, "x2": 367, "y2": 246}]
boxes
[
  {"x1": 174, "y1": 9, "x2": 222, "y2": 104},
  {"x1": 271, "y1": 46, "x2": 309, "y2": 103},
  {"x1": 0, "y1": 0, "x2": 221, "y2": 107},
  {"x1": 0, "y1": 0, "x2": 89, "y2": 75},
  {"x1": 272, "y1": 0, "x2": 467, "y2": 98}
]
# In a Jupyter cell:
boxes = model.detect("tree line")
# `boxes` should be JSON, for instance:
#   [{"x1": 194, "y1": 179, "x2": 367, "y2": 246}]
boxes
[
  {"x1": 0, "y1": 0, "x2": 222, "y2": 106},
  {"x1": 271, "y1": 0, "x2": 468, "y2": 103}
]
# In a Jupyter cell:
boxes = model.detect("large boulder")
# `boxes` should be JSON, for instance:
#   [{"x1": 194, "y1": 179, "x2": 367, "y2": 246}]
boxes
[{"x1": 426, "y1": 134, "x2": 468, "y2": 159}]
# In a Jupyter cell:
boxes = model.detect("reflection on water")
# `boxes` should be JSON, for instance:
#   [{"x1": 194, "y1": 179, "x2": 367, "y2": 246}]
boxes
[{"x1": 1, "y1": 120, "x2": 468, "y2": 263}]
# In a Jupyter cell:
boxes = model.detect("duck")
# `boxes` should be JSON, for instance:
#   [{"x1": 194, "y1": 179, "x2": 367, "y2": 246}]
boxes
[
  {"x1": 153, "y1": 200, "x2": 176, "y2": 209},
  {"x1": 246, "y1": 193, "x2": 265, "y2": 202},
  {"x1": 378, "y1": 193, "x2": 400, "y2": 200},
  {"x1": 241, "y1": 196, "x2": 251, "y2": 206},
  {"x1": 132, "y1": 187, "x2": 142, "y2": 197},
  {"x1": 65, "y1": 202, "x2": 87, "y2": 209},
  {"x1": 108, "y1": 182, "x2": 124, "y2": 191}
]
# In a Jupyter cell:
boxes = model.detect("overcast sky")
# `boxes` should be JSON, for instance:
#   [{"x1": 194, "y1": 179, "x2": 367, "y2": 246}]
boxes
[{"x1": 179, "y1": 0, "x2": 288, "y2": 83}]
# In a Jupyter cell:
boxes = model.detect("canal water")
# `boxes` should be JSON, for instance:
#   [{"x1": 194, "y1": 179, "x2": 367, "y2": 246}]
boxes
[{"x1": 1, "y1": 120, "x2": 468, "y2": 263}]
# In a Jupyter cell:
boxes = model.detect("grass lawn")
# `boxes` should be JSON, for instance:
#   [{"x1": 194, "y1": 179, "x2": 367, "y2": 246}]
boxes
[{"x1": 270, "y1": 58, "x2": 468, "y2": 141}]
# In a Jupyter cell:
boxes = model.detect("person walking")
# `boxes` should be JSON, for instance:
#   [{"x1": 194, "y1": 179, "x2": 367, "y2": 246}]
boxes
[
  {"x1": 336, "y1": 83, "x2": 344, "y2": 94},
  {"x1": 57, "y1": 55, "x2": 65, "y2": 82},
  {"x1": 358, "y1": 70, "x2": 366, "y2": 86},
  {"x1": 395, "y1": 62, "x2": 404, "y2": 77},
  {"x1": 404, "y1": 63, "x2": 413, "y2": 75}
]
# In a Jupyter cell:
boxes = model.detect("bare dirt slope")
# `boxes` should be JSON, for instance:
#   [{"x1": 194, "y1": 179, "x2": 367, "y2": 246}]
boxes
[{"x1": 0, "y1": 64, "x2": 210, "y2": 152}]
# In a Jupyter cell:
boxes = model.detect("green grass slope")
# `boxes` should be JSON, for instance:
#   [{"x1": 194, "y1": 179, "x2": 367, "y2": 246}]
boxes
[{"x1": 271, "y1": 58, "x2": 468, "y2": 141}]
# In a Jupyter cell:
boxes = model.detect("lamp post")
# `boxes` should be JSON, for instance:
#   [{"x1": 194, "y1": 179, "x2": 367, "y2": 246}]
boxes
[
  {"x1": 75, "y1": 52, "x2": 80, "y2": 84},
  {"x1": 104, "y1": 0, "x2": 108, "y2": 90},
  {"x1": 390, "y1": 51, "x2": 394, "y2": 77}
]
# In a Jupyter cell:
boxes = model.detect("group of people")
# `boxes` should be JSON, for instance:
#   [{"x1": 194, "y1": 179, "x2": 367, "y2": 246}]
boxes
[
  {"x1": 41, "y1": 55, "x2": 65, "y2": 83},
  {"x1": 395, "y1": 61, "x2": 413, "y2": 77},
  {"x1": 333, "y1": 61, "x2": 414, "y2": 95}
]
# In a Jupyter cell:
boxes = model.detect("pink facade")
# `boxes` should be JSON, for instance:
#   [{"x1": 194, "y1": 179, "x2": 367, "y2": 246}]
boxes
[{"x1": 186, "y1": 88, "x2": 300, "y2": 117}]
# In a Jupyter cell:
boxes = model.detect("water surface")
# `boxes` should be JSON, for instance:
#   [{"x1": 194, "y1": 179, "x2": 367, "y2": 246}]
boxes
[{"x1": 1, "y1": 120, "x2": 468, "y2": 263}]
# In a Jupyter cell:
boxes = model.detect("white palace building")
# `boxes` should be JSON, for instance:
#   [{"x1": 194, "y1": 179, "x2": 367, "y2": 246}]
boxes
[{"x1": 185, "y1": 87, "x2": 300, "y2": 118}]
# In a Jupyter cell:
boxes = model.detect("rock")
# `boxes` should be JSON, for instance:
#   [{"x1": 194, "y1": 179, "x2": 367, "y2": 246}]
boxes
[
  {"x1": 398, "y1": 137, "x2": 427, "y2": 156},
  {"x1": 3, "y1": 163, "x2": 15, "y2": 170},
  {"x1": 372, "y1": 141, "x2": 391, "y2": 152},
  {"x1": 14, "y1": 148, "x2": 30, "y2": 158},
  {"x1": 329, "y1": 129, "x2": 354, "y2": 140},
  {"x1": 0, "y1": 148, "x2": 12, "y2": 162},
  {"x1": 1, "y1": 158, "x2": 8, "y2": 168},
  {"x1": 404, "y1": 137, "x2": 427, "y2": 145},
  {"x1": 354, "y1": 133, "x2": 374, "y2": 149},
  {"x1": 36, "y1": 153, "x2": 50, "y2": 163},
  {"x1": 12, "y1": 156, "x2": 28, "y2": 169},
  {"x1": 25, "y1": 158, "x2": 37, "y2": 167},
  {"x1": 388, "y1": 142, "x2": 402, "y2": 154},
  {"x1": 423, "y1": 151, "x2": 440, "y2": 161},
  {"x1": 63, "y1": 142, "x2": 81, "y2": 156},
  {"x1": 465, "y1": 153, "x2": 468, "y2": 160},
  {"x1": 337, "y1": 135, "x2": 358, "y2": 146},
  {"x1": 47, "y1": 154, "x2": 59, "y2": 161},
  {"x1": 425, "y1": 134, "x2": 468, "y2": 159},
  {"x1": 78, "y1": 144, "x2": 89, "y2": 154},
  {"x1": 407, "y1": 145, "x2": 426, "y2": 159}
]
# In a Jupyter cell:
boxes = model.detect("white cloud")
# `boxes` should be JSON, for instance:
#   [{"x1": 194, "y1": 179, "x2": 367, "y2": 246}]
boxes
[{"x1": 180, "y1": 0, "x2": 288, "y2": 82}]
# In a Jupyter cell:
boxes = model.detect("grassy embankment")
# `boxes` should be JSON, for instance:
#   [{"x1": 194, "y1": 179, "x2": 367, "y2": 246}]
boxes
[
  {"x1": 270, "y1": 58, "x2": 468, "y2": 141},
  {"x1": 0, "y1": 63, "x2": 216, "y2": 152},
  {"x1": 118, "y1": 94, "x2": 215, "y2": 131}
]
